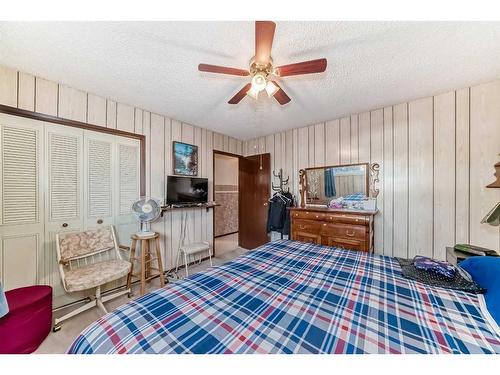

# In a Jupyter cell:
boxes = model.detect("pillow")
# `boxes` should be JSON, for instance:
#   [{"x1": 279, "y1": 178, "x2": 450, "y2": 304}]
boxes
[
  {"x1": 0, "y1": 282, "x2": 8, "y2": 319},
  {"x1": 460, "y1": 256, "x2": 500, "y2": 325}
]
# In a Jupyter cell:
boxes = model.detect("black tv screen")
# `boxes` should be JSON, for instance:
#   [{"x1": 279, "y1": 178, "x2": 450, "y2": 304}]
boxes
[{"x1": 166, "y1": 176, "x2": 208, "y2": 205}]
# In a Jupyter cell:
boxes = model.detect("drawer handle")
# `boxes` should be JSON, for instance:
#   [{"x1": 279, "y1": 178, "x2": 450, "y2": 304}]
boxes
[
  {"x1": 97, "y1": 219, "x2": 103, "y2": 224},
  {"x1": 299, "y1": 225, "x2": 306, "y2": 229},
  {"x1": 62, "y1": 223, "x2": 68, "y2": 228},
  {"x1": 315, "y1": 215, "x2": 319, "y2": 218},
  {"x1": 346, "y1": 230, "x2": 355, "y2": 237}
]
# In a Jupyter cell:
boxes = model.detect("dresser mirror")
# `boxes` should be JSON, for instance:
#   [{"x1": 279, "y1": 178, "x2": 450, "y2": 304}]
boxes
[{"x1": 304, "y1": 163, "x2": 369, "y2": 205}]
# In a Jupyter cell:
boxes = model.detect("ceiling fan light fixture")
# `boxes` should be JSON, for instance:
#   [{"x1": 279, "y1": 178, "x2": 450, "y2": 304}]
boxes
[
  {"x1": 265, "y1": 81, "x2": 279, "y2": 97},
  {"x1": 198, "y1": 21, "x2": 327, "y2": 105},
  {"x1": 251, "y1": 73, "x2": 267, "y2": 92},
  {"x1": 246, "y1": 85, "x2": 260, "y2": 99}
]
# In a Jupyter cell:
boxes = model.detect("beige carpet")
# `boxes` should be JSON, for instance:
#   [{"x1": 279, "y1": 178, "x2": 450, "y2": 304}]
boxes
[
  {"x1": 35, "y1": 246, "x2": 247, "y2": 354},
  {"x1": 215, "y1": 232, "x2": 239, "y2": 256}
]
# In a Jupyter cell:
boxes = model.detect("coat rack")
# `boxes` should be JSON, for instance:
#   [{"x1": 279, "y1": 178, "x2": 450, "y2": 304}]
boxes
[{"x1": 272, "y1": 168, "x2": 290, "y2": 193}]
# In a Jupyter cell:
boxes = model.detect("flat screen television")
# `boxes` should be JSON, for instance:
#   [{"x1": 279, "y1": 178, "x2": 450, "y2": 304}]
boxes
[{"x1": 166, "y1": 176, "x2": 208, "y2": 205}]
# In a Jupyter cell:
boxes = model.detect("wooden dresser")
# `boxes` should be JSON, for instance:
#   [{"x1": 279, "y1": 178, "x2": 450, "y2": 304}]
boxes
[{"x1": 288, "y1": 207, "x2": 377, "y2": 253}]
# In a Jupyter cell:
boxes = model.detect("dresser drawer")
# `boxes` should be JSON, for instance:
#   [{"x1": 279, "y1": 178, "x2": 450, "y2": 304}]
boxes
[
  {"x1": 325, "y1": 237, "x2": 368, "y2": 252},
  {"x1": 291, "y1": 211, "x2": 326, "y2": 221},
  {"x1": 320, "y1": 223, "x2": 366, "y2": 240},
  {"x1": 292, "y1": 219, "x2": 322, "y2": 234},
  {"x1": 324, "y1": 214, "x2": 369, "y2": 225}
]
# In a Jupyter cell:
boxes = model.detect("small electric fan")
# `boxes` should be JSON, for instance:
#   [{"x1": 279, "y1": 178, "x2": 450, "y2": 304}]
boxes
[{"x1": 131, "y1": 197, "x2": 161, "y2": 238}]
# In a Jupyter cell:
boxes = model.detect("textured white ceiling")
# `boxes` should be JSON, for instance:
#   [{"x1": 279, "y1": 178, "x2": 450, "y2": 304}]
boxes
[{"x1": 1, "y1": 21, "x2": 500, "y2": 140}]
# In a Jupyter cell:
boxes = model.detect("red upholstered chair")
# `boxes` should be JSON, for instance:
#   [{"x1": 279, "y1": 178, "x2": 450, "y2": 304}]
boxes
[{"x1": 0, "y1": 285, "x2": 52, "y2": 354}]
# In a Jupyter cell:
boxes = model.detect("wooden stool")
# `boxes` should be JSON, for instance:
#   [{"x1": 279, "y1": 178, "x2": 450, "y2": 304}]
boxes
[{"x1": 126, "y1": 233, "x2": 165, "y2": 297}]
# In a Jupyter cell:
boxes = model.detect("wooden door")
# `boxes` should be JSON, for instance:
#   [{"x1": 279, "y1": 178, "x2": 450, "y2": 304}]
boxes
[
  {"x1": 84, "y1": 130, "x2": 115, "y2": 230},
  {"x1": 239, "y1": 153, "x2": 270, "y2": 249},
  {"x1": 44, "y1": 123, "x2": 85, "y2": 304},
  {"x1": 0, "y1": 114, "x2": 45, "y2": 291}
]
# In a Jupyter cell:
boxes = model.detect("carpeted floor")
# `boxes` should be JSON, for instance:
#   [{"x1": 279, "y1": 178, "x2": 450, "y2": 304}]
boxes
[{"x1": 35, "y1": 246, "x2": 247, "y2": 354}]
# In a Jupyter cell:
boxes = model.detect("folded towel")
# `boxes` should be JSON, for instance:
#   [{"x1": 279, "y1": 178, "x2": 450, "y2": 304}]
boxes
[{"x1": 413, "y1": 256, "x2": 456, "y2": 279}]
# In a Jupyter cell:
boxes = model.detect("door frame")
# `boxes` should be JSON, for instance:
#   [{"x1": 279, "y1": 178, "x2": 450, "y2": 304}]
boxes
[
  {"x1": 212, "y1": 150, "x2": 242, "y2": 255},
  {"x1": 0, "y1": 104, "x2": 146, "y2": 196}
]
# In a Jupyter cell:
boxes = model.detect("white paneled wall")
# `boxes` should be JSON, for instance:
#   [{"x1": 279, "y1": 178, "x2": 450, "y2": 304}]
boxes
[
  {"x1": 245, "y1": 82, "x2": 500, "y2": 258},
  {"x1": 0, "y1": 64, "x2": 243, "y2": 284}
]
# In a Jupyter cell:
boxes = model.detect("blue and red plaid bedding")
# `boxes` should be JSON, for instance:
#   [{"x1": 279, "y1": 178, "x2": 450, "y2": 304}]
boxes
[{"x1": 67, "y1": 240, "x2": 500, "y2": 354}]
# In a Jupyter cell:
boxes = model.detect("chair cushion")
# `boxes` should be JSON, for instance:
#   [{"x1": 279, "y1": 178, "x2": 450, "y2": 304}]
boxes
[
  {"x1": 64, "y1": 259, "x2": 131, "y2": 292},
  {"x1": 59, "y1": 227, "x2": 115, "y2": 262}
]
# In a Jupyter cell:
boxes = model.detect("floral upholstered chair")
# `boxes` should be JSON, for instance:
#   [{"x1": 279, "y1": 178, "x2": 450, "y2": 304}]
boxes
[{"x1": 54, "y1": 225, "x2": 131, "y2": 331}]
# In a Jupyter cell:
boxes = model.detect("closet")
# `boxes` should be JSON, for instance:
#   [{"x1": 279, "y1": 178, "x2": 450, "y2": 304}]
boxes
[{"x1": 0, "y1": 113, "x2": 140, "y2": 307}]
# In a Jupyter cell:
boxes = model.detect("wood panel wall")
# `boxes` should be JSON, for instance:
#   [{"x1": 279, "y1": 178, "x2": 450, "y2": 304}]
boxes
[
  {"x1": 0, "y1": 64, "x2": 243, "y2": 272},
  {"x1": 245, "y1": 82, "x2": 500, "y2": 257},
  {"x1": 1, "y1": 63, "x2": 498, "y2": 261}
]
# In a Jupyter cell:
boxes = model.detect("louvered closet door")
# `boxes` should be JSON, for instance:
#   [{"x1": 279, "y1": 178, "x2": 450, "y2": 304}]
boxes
[
  {"x1": 44, "y1": 124, "x2": 84, "y2": 303},
  {"x1": 114, "y1": 137, "x2": 141, "y2": 247},
  {"x1": 0, "y1": 114, "x2": 44, "y2": 291},
  {"x1": 84, "y1": 131, "x2": 115, "y2": 230}
]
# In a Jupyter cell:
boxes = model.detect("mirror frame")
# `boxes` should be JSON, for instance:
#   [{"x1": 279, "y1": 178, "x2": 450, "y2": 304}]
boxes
[
  {"x1": 304, "y1": 163, "x2": 371, "y2": 206},
  {"x1": 298, "y1": 162, "x2": 380, "y2": 208}
]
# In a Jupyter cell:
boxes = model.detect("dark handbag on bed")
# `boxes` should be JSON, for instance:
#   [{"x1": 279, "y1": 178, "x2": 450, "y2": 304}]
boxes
[{"x1": 396, "y1": 258, "x2": 485, "y2": 294}]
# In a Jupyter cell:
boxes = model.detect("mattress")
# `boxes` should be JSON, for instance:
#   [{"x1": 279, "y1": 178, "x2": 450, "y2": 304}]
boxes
[{"x1": 67, "y1": 240, "x2": 500, "y2": 354}]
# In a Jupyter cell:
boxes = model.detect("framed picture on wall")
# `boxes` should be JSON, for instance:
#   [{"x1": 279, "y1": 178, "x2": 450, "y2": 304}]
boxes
[{"x1": 172, "y1": 141, "x2": 198, "y2": 176}]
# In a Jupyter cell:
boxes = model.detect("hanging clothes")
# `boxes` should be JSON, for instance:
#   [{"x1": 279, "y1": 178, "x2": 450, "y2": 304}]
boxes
[
  {"x1": 324, "y1": 168, "x2": 336, "y2": 197},
  {"x1": 267, "y1": 192, "x2": 294, "y2": 236}
]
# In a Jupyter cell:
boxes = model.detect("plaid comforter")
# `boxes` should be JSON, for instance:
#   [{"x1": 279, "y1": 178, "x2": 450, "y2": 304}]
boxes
[{"x1": 67, "y1": 240, "x2": 500, "y2": 354}]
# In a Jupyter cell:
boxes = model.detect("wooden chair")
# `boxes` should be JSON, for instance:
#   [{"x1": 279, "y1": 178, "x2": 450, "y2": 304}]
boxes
[{"x1": 54, "y1": 225, "x2": 131, "y2": 331}]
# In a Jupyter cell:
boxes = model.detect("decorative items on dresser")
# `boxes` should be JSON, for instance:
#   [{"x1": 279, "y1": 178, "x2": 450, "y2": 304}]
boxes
[
  {"x1": 289, "y1": 207, "x2": 376, "y2": 252},
  {"x1": 291, "y1": 162, "x2": 380, "y2": 252}
]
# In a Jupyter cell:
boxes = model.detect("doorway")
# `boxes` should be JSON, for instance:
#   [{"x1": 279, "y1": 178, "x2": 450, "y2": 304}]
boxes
[
  {"x1": 213, "y1": 151, "x2": 271, "y2": 254},
  {"x1": 214, "y1": 152, "x2": 240, "y2": 256}
]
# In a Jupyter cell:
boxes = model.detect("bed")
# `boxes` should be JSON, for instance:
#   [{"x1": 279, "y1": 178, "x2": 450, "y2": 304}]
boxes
[{"x1": 67, "y1": 240, "x2": 500, "y2": 354}]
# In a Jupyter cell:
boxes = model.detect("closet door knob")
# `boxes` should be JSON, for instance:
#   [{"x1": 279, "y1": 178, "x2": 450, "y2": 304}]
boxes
[
  {"x1": 97, "y1": 219, "x2": 103, "y2": 224},
  {"x1": 62, "y1": 223, "x2": 68, "y2": 228},
  {"x1": 263, "y1": 202, "x2": 268, "y2": 206}
]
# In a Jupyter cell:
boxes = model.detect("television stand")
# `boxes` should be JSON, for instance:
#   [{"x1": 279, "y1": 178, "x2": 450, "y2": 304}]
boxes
[{"x1": 160, "y1": 202, "x2": 219, "y2": 216}]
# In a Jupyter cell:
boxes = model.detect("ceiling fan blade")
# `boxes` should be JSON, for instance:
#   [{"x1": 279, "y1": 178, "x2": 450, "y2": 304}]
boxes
[
  {"x1": 255, "y1": 21, "x2": 276, "y2": 64},
  {"x1": 228, "y1": 83, "x2": 252, "y2": 104},
  {"x1": 275, "y1": 58, "x2": 327, "y2": 77},
  {"x1": 198, "y1": 63, "x2": 249, "y2": 76},
  {"x1": 271, "y1": 81, "x2": 291, "y2": 105}
]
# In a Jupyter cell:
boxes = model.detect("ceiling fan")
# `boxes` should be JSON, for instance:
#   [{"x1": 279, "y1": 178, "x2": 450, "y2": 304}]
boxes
[{"x1": 198, "y1": 21, "x2": 327, "y2": 105}]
